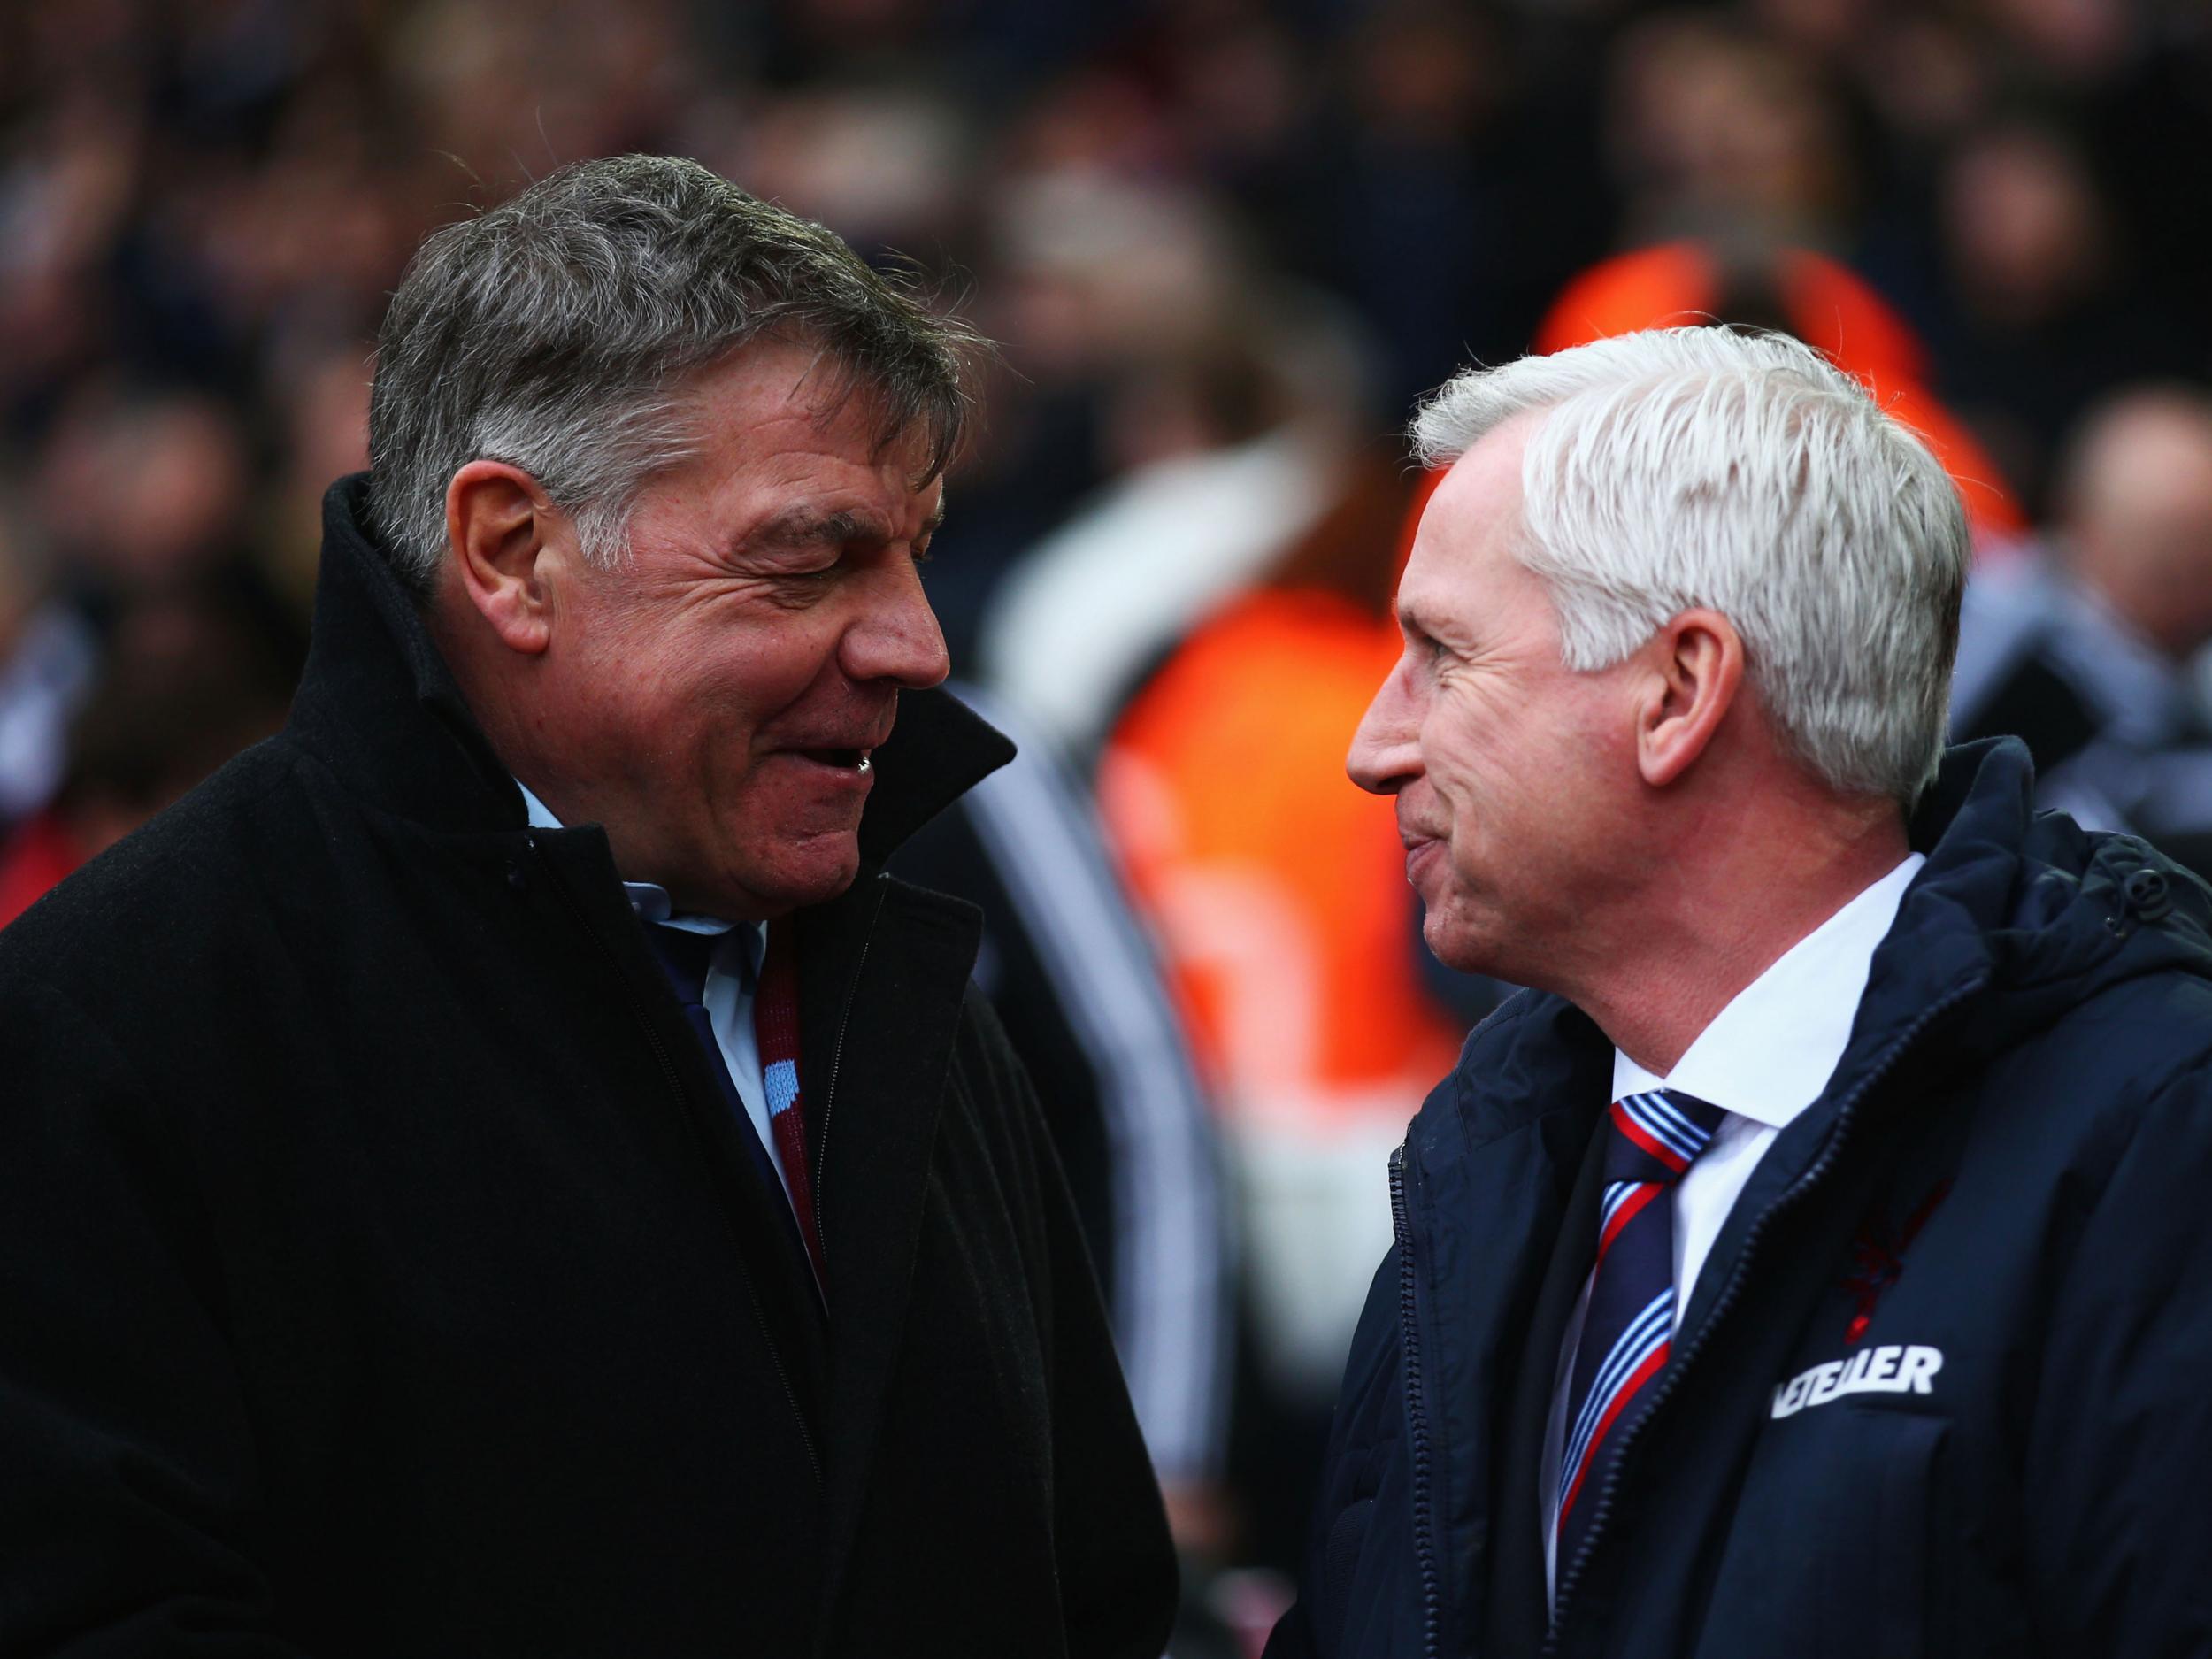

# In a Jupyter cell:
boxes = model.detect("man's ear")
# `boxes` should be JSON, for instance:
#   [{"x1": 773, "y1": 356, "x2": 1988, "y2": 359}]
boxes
[
  {"x1": 444, "y1": 461, "x2": 569, "y2": 656},
  {"x1": 1634, "y1": 608, "x2": 1745, "y2": 787}
]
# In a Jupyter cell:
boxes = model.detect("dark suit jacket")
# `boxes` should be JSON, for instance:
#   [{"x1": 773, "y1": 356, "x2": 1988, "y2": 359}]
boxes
[{"x1": 0, "y1": 477, "x2": 1174, "y2": 1659}]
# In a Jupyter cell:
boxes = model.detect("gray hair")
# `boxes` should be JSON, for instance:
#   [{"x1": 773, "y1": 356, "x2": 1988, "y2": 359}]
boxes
[
  {"x1": 1409, "y1": 327, "x2": 1969, "y2": 806},
  {"x1": 366, "y1": 154, "x2": 979, "y2": 590}
]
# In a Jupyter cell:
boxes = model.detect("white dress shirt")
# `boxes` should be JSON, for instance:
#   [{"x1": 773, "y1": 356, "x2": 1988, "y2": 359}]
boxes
[
  {"x1": 1540, "y1": 852, "x2": 1925, "y2": 1597},
  {"x1": 516, "y1": 784, "x2": 789, "y2": 1212}
]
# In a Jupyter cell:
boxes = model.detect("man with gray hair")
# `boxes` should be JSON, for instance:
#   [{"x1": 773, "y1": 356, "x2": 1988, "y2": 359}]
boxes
[
  {"x1": 0, "y1": 155, "x2": 1174, "y2": 1657},
  {"x1": 1268, "y1": 326, "x2": 2212, "y2": 1657}
]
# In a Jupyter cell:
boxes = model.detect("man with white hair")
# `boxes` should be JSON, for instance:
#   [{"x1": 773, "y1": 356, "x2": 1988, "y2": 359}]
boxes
[{"x1": 1267, "y1": 327, "x2": 2212, "y2": 1657}]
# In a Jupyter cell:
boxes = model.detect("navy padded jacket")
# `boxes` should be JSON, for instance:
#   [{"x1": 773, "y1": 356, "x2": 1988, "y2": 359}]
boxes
[{"x1": 1270, "y1": 741, "x2": 2212, "y2": 1659}]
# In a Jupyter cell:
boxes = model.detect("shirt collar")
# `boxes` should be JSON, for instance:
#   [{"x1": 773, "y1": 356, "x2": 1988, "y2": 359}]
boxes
[
  {"x1": 515, "y1": 780, "x2": 753, "y2": 947},
  {"x1": 1611, "y1": 852, "x2": 1926, "y2": 1129}
]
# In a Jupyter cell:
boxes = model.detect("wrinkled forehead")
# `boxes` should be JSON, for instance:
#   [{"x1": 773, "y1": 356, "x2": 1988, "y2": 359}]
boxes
[
  {"x1": 757, "y1": 338, "x2": 959, "y2": 489},
  {"x1": 1420, "y1": 409, "x2": 1542, "y2": 533}
]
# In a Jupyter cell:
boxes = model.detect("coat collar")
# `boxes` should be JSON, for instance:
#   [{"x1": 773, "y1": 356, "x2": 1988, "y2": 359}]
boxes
[
  {"x1": 286, "y1": 474, "x2": 1012, "y2": 862},
  {"x1": 1412, "y1": 735, "x2": 2209, "y2": 1176}
]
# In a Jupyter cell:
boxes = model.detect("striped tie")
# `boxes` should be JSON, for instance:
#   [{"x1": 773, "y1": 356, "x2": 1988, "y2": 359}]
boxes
[
  {"x1": 1554, "y1": 1087, "x2": 1727, "y2": 1573},
  {"x1": 752, "y1": 922, "x2": 826, "y2": 1288},
  {"x1": 647, "y1": 921, "x2": 826, "y2": 1293}
]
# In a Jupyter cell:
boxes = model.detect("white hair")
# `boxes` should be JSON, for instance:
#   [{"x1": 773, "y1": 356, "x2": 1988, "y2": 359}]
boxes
[{"x1": 1409, "y1": 327, "x2": 1969, "y2": 805}]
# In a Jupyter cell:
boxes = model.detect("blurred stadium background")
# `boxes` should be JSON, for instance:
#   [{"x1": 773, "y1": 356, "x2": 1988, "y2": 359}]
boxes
[{"x1": 4, "y1": 1, "x2": 2210, "y2": 1651}]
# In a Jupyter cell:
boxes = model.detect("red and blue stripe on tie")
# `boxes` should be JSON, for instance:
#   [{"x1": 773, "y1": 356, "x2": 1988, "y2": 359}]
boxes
[{"x1": 1555, "y1": 1088, "x2": 1727, "y2": 1571}]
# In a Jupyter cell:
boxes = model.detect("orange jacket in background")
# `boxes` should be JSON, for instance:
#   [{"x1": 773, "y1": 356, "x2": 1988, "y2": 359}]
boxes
[
  {"x1": 1537, "y1": 242, "x2": 2025, "y2": 542},
  {"x1": 1100, "y1": 587, "x2": 1464, "y2": 1126}
]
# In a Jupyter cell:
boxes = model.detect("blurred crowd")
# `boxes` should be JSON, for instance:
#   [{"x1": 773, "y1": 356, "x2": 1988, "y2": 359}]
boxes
[{"x1": 5, "y1": 0, "x2": 2212, "y2": 1650}]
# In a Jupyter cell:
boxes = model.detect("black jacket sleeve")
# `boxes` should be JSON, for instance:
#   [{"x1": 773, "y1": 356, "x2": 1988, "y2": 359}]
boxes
[
  {"x1": 962, "y1": 991, "x2": 1180, "y2": 1659},
  {"x1": 894, "y1": 685, "x2": 1230, "y2": 1486},
  {"x1": 0, "y1": 982, "x2": 313, "y2": 1656},
  {"x1": 2024, "y1": 1052, "x2": 2212, "y2": 1654},
  {"x1": 1264, "y1": 1242, "x2": 1412, "y2": 1659}
]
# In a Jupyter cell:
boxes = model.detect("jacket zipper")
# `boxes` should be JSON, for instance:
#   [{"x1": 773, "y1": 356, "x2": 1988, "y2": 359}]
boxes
[
  {"x1": 1392, "y1": 1144, "x2": 1446, "y2": 1659},
  {"x1": 806, "y1": 874, "x2": 888, "y2": 1271},
  {"x1": 1538, "y1": 975, "x2": 1985, "y2": 1655},
  {"x1": 529, "y1": 835, "x2": 822, "y2": 1486}
]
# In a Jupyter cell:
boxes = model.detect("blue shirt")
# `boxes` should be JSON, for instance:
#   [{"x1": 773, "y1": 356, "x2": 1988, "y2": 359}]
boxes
[{"x1": 515, "y1": 782, "x2": 791, "y2": 1211}]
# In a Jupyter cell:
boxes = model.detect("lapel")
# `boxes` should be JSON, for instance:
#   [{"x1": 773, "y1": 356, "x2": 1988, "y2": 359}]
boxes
[
  {"x1": 1402, "y1": 994, "x2": 1611, "y2": 1655},
  {"x1": 531, "y1": 825, "x2": 833, "y2": 1406},
  {"x1": 798, "y1": 872, "x2": 983, "y2": 1634},
  {"x1": 1485, "y1": 1115, "x2": 1609, "y2": 1654}
]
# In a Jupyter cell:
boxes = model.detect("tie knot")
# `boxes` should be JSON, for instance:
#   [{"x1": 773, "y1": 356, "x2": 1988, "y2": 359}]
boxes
[{"x1": 1602, "y1": 1088, "x2": 1727, "y2": 1186}]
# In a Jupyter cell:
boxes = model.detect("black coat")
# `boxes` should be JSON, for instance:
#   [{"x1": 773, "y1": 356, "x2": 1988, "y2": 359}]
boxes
[
  {"x1": 1269, "y1": 741, "x2": 2212, "y2": 1658},
  {"x1": 888, "y1": 682, "x2": 1230, "y2": 1491},
  {"x1": 0, "y1": 479, "x2": 1176, "y2": 1659}
]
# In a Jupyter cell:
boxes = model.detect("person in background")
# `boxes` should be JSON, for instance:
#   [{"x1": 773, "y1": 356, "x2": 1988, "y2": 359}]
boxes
[
  {"x1": 0, "y1": 155, "x2": 1174, "y2": 1659},
  {"x1": 1953, "y1": 384, "x2": 2212, "y2": 875},
  {"x1": 0, "y1": 595, "x2": 289, "y2": 926},
  {"x1": 1925, "y1": 118, "x2": 2178, "y2": 505},
  {"x1": 0, "y1": 486, "x2": 96, "y2": 835},
  {"x1": 1271, "y1": 326, "x2": 2212, "y2": 1657},
  {"x1": 1532, "y1": 235, "x2": 2025, "y2": 544}
]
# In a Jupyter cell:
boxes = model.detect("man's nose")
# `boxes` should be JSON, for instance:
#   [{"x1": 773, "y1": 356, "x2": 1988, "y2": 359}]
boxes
[
  {"x1": 1348, "y1": 663, "x2": 1421, "y2": 796},
  {"x1": 846, "y1": 557, "x2": 950, "y2": 690}
]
